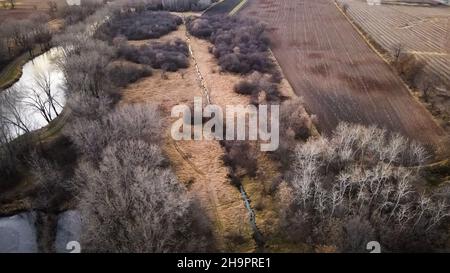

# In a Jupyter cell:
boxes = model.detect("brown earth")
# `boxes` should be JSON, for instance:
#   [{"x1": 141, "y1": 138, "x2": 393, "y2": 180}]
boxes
[{"x1": 240, "y1": 0, "x2": 449, "y2": 156}]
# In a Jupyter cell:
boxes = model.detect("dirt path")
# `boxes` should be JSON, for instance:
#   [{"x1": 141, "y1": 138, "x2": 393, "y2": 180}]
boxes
[
  {"x1": 240, "y1": 0, "x2": 448, "y2": 156},
  {"x1": 121, "y1": 25, "x2": 255, "y2": 252}
]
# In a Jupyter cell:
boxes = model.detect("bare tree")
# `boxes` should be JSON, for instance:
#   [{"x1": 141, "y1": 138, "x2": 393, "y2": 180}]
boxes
[
  {"x1": 0, "y1": 88, "x2": 32, "y2": 134},
  {"x1": 418, "y1": 74, "x2": 439, "y2": 103},
  {"x1": 392, "y1": 43, "x2": 404, "y2": 64},
  {"x1": 55, "y1": 36, "x2": 115, "y2": 97},
  {"x1": 281, "y1": 123, "x2": 447, "y2": 252},
  {"x1": 72, "y1": 139, "x2": 208, "y2": 252},
  {"x1": 28, "y1": 152, "x2": 67, "y2": 210},
  {"x1": 23, "y1": 72, "x2": 62, "y2": 124},
  {"x1": 64, "y1": 103, "x2": 161, "y2": 162},
  {"x1": 0, "y1": 114, "x2": 15, "y2": 173}
]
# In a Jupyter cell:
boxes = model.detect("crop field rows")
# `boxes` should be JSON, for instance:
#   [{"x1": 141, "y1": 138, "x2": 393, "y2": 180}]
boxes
[
  {"x1": 342, "y1": 0, "x2": 450, "y2": 84},
  {"x1": 240, "y1": 0, "x2": 447, "y2": 151}
]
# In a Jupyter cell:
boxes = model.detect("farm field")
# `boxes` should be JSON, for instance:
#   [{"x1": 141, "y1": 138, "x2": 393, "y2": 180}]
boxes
[
  {"x1": 240, "y1": 0, "x2": 448, "y2": 154},
  {"x1": 340, "y1": 0, "x2": 449, "y2": 75},
  {"x1": 340, "y1": 0, "x2": 450, "y2": 130}
]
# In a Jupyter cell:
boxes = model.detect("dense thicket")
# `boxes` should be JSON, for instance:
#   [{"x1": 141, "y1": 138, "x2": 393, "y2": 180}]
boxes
[
  {"x1": 280, "y1": 123, "x2": 449, "y2": 252},
  {"x1": 107, "y1": 61, "x2": 152, "y2": 87},
  {"x1": 234, "y1": 72, "x2": 282, "y2": 103},
  {"x1": 115, "y1": 0, "x2": 214, "y2": 12},
  {"x1": 187, "y1": 16, "x2": 274, "y2": 75},
  {"x1": 117, "y1": 38, "x2": 189, "y2": 72},
  {"x1": 221, "y1": 141, "x2": 258, "y2": 187},
  {"x1": 53, "y1": 7, "x2": 159, "y2": 98},
  {"x1": 0, "y1": 14, "x2": 52, "y2": 67},
  {"x1": 56, "y1": 1, "x2": 102, "y2": 26},
  {"x1": 96, "y1": 10, "x2": 182, "y2": 41},
  {"x1": 161, "y1": 0, "x2": 213, "y2": 11},
  {"x1": 273, "y1": 98, "x2": 315, "y2": 168},
  {"x1": 62, "y1": 101, "x2": 212, "y2": 252}
]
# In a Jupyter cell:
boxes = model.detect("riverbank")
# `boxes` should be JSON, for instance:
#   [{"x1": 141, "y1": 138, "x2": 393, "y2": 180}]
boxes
[
  {"x1": 0, "y1": 47, "x2": 49, "y2": 91},
  {"x1": 0, "y1": 107, "x2": 73, "y2": 217}
]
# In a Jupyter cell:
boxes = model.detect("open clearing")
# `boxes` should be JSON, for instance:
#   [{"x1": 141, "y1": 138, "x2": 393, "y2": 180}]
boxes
[
  {"x1": 122, "y1": 25, "x2": 256, "y2": 252},
  {"x1": 240, "y1": 0, "x2": 448, "y2": 155}
]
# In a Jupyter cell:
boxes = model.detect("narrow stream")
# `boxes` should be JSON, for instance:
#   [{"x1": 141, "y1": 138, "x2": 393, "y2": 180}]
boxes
[
  {"x1": 239, "y1": 185, "x2": 265, "y2": 251},
  {"x1": 183, "y1": 19, "x2": 265, "y2": 251}
]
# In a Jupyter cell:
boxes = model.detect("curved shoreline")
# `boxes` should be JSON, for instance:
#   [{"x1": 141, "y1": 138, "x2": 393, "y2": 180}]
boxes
[{"x1": 0, "y1": 47, "x2": 49, "y2": 92}]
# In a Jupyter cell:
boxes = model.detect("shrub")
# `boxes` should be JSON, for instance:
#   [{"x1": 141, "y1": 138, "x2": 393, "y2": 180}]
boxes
[
  {"x1": 96, "y1": 10, "x2": 182, "y2": 41},
  {"x1": 394, "y1": 53, "x2": 425, "y2": 88},
  {"x1": 107, "y1": 61, "x2": 152, "y2": 87},
  {"x1": 64, "y1": 104, "x2": 161, "y2": 163},
  {"x1": 57, "y1": 1, "x2": 102, "y2": 26},
  {"x1": 161, "y1": 0, "x2": 213, "y2": 11},
  {"x1": 118, "y1": 38, "x2": 189, "y2": 72},
  {"x1": 187, "y1": 16, "x2": 275, "y2": 75},
  {"x1": 234, "y1": 80, "x2": 259, "y2": 95},
  {"x1": 234, "y1": 72, "x2": 282, "y2": 102},
  {"x1": 221, "y1": 141, "x2": 258, "y2": 185}
]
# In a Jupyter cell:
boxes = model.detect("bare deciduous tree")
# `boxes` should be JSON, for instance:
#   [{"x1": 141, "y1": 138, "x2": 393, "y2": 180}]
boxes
[
  {"x1": 64, "y1": 103, "x2": 161, "y2": 163},
  {"x1": 23, "y1": 72, "x2": 62, "y2": 124},
  {"x1": 392, "y1": 43, "x2": 404, "y2": 64},
  {"x1": 72, "y1": 139, "x2": 207, "y2": 252},
  {"x1": 281, "y1": 123, "x2": 447, "y2": 252},
  {"x1": 0, "y1": 88, "x2": 32, "y2": 134},
  {"x1": 28, "y1": 152, "x2": 67, "y2": 210}
]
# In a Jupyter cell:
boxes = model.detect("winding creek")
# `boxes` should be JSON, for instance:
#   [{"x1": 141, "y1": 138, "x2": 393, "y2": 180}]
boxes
[
  {"x1": 0, "y1": 48, "x2": 65, "y2": 138},
  {"x1": 0, "y1": 1, "x2": 82, "y2": 253}
]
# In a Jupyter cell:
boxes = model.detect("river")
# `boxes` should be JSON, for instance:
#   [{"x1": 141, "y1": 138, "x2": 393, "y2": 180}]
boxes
[{"x1": 0, "y1": 48, "x2": 65, "y2": 138}]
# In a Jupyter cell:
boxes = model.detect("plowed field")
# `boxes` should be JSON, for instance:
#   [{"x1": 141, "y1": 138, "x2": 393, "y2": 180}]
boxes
[{"x1": 240, "y1": 0, "x2": 448, "y2": 152}]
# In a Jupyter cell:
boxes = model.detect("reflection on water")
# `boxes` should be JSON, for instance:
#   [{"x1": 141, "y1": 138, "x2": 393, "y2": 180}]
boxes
[{"x1": 0, "y1": 48, "x2": 65, "y2": 138}]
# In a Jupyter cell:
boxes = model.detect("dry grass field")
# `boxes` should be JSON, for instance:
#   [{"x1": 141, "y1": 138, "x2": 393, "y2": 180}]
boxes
[
  {"x1": 122, "y1": 25, "x2": 256, "y2": 252},
  {"x1": 240, "y1": 0, "x2": 448, "y2": 156},
  {"x1": 121, "y1": 18, "x2": 307, "y2": 251}
]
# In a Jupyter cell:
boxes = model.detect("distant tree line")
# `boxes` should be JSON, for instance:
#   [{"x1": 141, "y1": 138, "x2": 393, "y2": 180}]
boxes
[
  {"x1": 0, "y1": 14, "x2": 52, "y2": 67},
  {"x1": 116, "y1": 0, "x2": 215, "y2": 12},
  {"x1": 95, "y1": 10, "x2": 182, "y2": 41}
]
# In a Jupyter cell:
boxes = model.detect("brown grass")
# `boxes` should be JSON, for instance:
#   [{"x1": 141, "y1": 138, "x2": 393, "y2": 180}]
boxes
[{"x1": 121, "y1": 24, "x2": 256, "y2": 252}]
